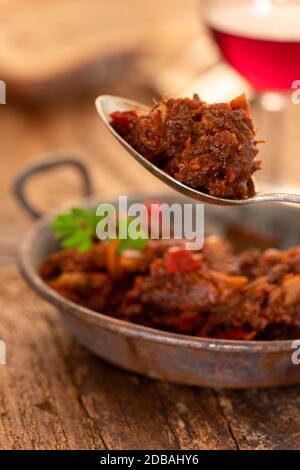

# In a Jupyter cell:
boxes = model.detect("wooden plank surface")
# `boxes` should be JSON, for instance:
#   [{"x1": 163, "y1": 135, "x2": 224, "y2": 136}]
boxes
[
  {"x1": 0, "y1": 0, "x2": 199, "y2": 100},
  {"x1": 1, "y1": 92, "x2": 300, "y2": 449},
  {"x1": 1, "y1": 264, "x2": 300, "y2": 450}
]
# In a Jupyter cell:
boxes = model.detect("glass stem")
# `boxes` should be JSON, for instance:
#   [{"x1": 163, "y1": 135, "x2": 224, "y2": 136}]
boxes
[{"x1": 257, "y1": 91, "x2": 288, "y2": 186}]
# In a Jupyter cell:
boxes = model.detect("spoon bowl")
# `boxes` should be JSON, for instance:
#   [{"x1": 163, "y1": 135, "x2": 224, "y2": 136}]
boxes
[{"x1": 96, "y1": 95, "x2": 300, "y2": 205}]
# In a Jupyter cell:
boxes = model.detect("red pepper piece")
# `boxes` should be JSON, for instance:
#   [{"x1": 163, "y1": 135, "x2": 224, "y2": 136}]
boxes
[
  {"x1": 166, "y1": 247, "x2": 202, "y2": 274},
  {"x1": 110, "y1": 110, "x2": 137, "y2": 126}
]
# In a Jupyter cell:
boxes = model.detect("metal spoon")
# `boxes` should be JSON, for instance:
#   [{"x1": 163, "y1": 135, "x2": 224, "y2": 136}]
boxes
[{"x1": 95, "y1": 95, "x2": 300, "y2": 205}]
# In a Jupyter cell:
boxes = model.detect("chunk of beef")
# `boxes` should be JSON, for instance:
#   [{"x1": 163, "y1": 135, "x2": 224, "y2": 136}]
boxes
[
  {"x1": 40, "y1": 243, "x2": 107, "y2": 280},
  {"x1": 111, "y1": 94, "x2": 261, "y2": 199},
  {"x1": 49, "y1": 272, "x2": 114, "y2": 312},
  {"x1": 40, "y1": 235, "x2": 300, "y2": 340}
]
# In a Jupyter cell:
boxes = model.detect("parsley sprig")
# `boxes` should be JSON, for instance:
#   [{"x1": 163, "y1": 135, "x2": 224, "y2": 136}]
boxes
[
  {"x1": 51, "y1": 207, "x2": 98, "y2": 253},
  {"x1": 51, "y1": 207, "x2": 148, "y2": 254}
]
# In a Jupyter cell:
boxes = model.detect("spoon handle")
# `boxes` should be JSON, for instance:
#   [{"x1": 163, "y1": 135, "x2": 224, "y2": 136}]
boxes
[{"x1": 255, "y1": 192, "x2": 300, "y2": 204}]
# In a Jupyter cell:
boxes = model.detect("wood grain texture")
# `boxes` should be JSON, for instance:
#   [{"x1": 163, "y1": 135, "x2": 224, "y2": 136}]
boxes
[
  {"x1": 1, "y1": 265, "x2": 300, "y2": 450},
  {"x1": 0, "y1": 0, "x2": 199, "y2": 101}
]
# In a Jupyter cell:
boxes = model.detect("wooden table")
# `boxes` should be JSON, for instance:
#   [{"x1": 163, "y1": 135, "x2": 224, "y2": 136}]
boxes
[{"x1": 1, "y1": 95, "x2": 300, "y2": 451}]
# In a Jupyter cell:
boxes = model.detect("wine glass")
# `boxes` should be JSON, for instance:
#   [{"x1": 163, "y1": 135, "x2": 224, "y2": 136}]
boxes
[{"x1": 201, "y1": 0, "x2": 300, "y2": 186}]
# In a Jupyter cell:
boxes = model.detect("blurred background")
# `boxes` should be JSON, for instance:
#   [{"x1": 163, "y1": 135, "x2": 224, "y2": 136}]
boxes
[{"x1": 1, "y1": 0, "x2": 300, "y2": 266}]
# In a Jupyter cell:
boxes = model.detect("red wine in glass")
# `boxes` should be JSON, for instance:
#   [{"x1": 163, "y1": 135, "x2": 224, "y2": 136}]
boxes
[{"x1": 205, "y1": 1, "x2": 300, "y2": 90}]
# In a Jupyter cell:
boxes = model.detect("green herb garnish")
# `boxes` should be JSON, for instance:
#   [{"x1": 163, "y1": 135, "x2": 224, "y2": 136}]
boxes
[
  {"x1": 51, "y1": 207, "x2": 99, "y2": 253},
  {"x1": 51, "y1": 207, "x2": 148, "y2": 254}
]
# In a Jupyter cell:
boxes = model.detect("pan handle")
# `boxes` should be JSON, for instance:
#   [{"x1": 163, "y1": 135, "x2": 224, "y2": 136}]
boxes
[{"x1": 13, "y1": 154, "x2": 93, "y2": 219}]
